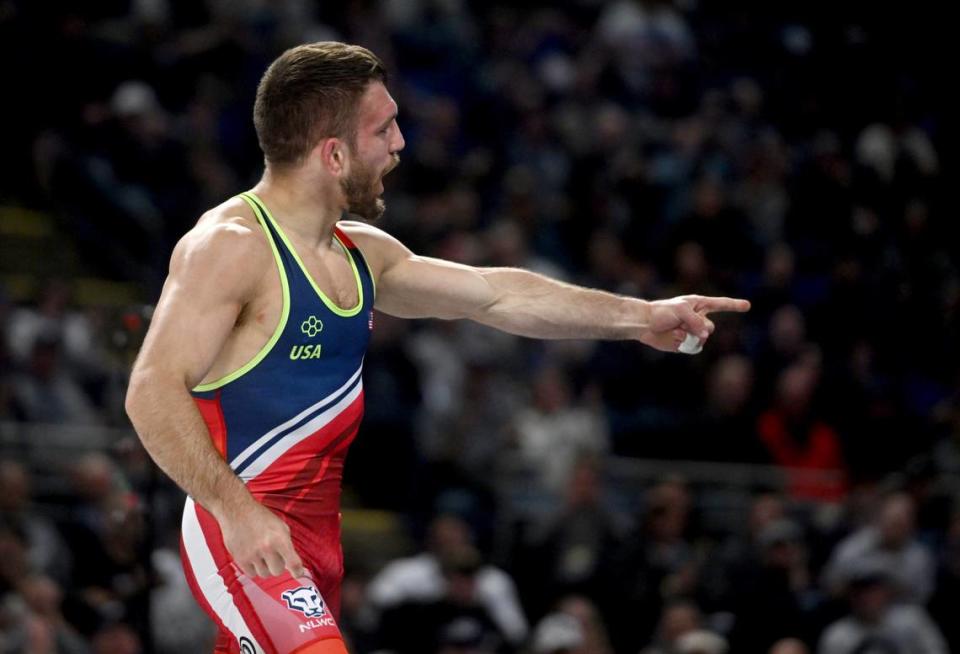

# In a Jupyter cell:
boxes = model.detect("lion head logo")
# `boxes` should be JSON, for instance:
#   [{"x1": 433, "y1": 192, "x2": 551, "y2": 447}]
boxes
[{"x1": 281, "y1": 585, "x2": 326, "y2": 618}]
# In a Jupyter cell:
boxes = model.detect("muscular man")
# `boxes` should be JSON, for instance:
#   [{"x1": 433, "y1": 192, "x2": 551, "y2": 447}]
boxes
[{"x1": 124, "y1": 42, "x2": 750, "y2": 654}]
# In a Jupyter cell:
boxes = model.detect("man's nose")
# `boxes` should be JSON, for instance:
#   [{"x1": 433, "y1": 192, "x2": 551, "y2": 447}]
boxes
[{"x1": 391, "y1": 127, "x2": 405, "y2": 154}]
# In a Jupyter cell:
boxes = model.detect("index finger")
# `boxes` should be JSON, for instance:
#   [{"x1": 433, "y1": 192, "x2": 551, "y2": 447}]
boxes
[
  {"x1": 281, "y1": 543, "x2": 305, "y2": 580},
  {"x1": 693, "y1": 296, "x2": 751, "y2": 314}
]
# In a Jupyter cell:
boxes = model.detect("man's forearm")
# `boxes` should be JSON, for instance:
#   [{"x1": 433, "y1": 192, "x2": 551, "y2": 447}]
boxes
[
  {"x1": 473, "y1": 268, "x2": 652, "y2": 340},
  {"x1": 125, "y1": 371, "x2": 254, "y2": 520}
]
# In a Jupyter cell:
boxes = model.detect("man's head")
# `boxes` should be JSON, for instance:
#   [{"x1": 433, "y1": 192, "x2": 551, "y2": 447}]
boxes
[
  {"x1": 877, "y1": 492, "x2": 915, "y2": 549},
  {"x1": 254, "y1": 42, "x2": 404, "y2": 219}
]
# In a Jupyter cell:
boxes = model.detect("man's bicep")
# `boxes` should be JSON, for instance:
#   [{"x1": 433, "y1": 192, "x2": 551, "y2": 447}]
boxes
[
  {"x1": 133, "y1": 227, "x2": 259, "y2": 388},
  {"x1": 375, "y1": 254, "x2": 497, "y2": 320},
  {"x1": 136, "y1": 276, "x2": 243, "y2": 387}
]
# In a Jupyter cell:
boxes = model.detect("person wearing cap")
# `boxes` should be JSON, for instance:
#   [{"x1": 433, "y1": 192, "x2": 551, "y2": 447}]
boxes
[
  {"x1": 822, "y1": 493, "x2": 935, "y2": 605},
  {"x1": 817, "y1": 555, "x2": 946, "y2": 654}
]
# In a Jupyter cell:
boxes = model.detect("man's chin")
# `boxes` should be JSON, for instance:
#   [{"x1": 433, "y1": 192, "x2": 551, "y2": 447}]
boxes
[{"x1": 346, "y1": 198, "x2": 386, "y2": 222}]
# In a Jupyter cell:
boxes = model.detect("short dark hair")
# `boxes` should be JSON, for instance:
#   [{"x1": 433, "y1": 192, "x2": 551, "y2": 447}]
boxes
[{"x1": 254, "y1": 42, "x2": 387, "y2": 168}]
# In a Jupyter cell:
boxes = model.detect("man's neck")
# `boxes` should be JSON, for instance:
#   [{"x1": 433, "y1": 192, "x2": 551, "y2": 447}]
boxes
[{"x1": 251, "y1": 167, "x2": 342, "y2": 248}]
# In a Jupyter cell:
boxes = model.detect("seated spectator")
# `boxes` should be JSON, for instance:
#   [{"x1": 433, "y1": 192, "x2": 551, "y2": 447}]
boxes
[
  {"x1": 695, "y1": 354, "x2": 763, "y2": 463},
  {"x1": 728, "y1": 519, "x2": 818, "y2": 652},
  {"x1": 367, "y1": 513, "x2": 528, "y2": 648},
  {"x1": 822, "y1": 493, "x2": 934, "y2": 604},
  {"x1": 554, "y1": 595, "x2": 613, "y2": 654},
  {"x1": 5, "y1": 280, "x2": 106, "y2": 395},
  {"x1": 18, "y1": 573, "x2": 89, "y2": 654},
  {"x1": 59, "y1": 455, "x2": 150, "y2": 638},
  {"x1": 756, "y1": 360, "x2": 847, "y2": 502},
  {"x1": 8, "y1": 331, "x2": 101, "y2": 425},
  {"x1": 817, "y1": 557, "x2": 947, "y2": 654},
  {"x1": 376, "y1": 545, "x2": 508, "y2": 654},
  {"x1": 512, "y1": 456, "x2": 625, "y2": 619},
  {"x1": 641, "y1": 598, "x2": 703, "y2": 654},
  {"x1": 0, "y1": 460, "x2": 72, "y2": 584},
  {"x1": 513, "y1": 367, "x2": 609, "y2": 493},
  {"x1": 700, "y1": 491, "x2": 787, "y2": 610},
  {"x1": 150, "y1": 540, "x2": 216, "y2": 654},
  {"x1": 609, "y1": 478, "x2": 697, "y2": 652},
  {"x1": 929, "y1": 508, "x2": 960, "y2": 651}
]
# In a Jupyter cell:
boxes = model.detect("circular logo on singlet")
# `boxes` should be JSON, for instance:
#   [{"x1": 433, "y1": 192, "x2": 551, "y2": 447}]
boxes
[
  {"x1": 301, "y1": 315, "x2": 323, "y2": 338},
  {"x1": 239, "y1": 636, "x2": 257, "y2": 654}
]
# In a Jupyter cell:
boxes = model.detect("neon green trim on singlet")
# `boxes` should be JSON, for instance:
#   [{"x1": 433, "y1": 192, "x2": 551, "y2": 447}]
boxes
[
  {"x1": 191, "y1": 194, "x2": 291, "y2": 392},
  {"x1": 246, "y1": 192, "x2": 364, "y2": 318}
]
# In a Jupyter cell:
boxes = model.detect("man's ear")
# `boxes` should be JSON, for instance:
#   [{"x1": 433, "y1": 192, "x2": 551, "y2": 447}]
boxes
[{"x1": 315, "y1": 137, "x2": 347, "y2": 176}]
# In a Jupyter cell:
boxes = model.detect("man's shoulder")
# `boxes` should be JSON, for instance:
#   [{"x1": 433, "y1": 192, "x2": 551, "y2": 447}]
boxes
[
  {"x1": 165, "y1": 197, "x2": 273, "y2": 298},
  {"x1": 336, "y1": 219, "x2": 393, "y2": 246},
  {"x1": 175, "y1": 197, "x2": 271, "y2": 269},
  {"x1": 336, "y1": 220, "x2": 410, "y2": 275}
]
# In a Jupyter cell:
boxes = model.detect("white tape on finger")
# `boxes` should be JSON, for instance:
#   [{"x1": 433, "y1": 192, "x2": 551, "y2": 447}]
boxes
[{"x1": 678, "y1": 332, "x2": 703, "y2": 355}]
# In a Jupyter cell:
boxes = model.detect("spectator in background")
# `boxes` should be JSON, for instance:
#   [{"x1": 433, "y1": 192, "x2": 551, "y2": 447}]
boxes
[
  {"x1": 665, "y1": 176, "x2": 758, "y2": 288},
  {"x1": 750, "y1": 245, "x2": 798, "y2": 326},
  {"x1": 756, "y1": 305, "x2": 811, "y2": 393},
  {"x1": 8, "y1": 331, "x2": 102, "y2": 425},
  {"x1": 5, "y1": 280, "x2": 107, "y2": 401},
  {"x1": 513, "y1": 369, "x2": 609, "y2": 494},
  {"x1": 0, "y1": 461, "x2": 72, "y2": 585},
  {"x1": 375, "y1": 545, "x2": 508, "y2": 654},
  {"x1": 695, "y1": 354, "x2": 762, "y2": 462},
  {"x1": 640, "y1": 599, "x2": 703, "y2": 654},
  {"x1": 700, "y1": 490, "x2": 787, "y2": 611},
  {"x1": 929, "y1": 507, "x2": 960, "y2": 651},
  {"x1": 756, "y1": 359, "x2": 847, "y2": 502},
  {"x1": 0, "y1": 525, "x2": 30, "y2": 599},
  {"x1": 367, "y1": 513, "x2": 528, "y2": 649},
  {"x1": 554, "y1": 595, "x2": 613, "y2": 654},
  {"x1": 728, "y1": 518, "x2": 817, "y2": 652},
  {"x1": 818, "y1": 557, "x2": 946, "y2": 654},
  {"x1": 609, "y1": 478, "x2": 697, "y2": 652},
  {"x1": 730, "y1": 519, "x2": 816, "y2": 652},
  {"x1": 344, "y1": 312, "x2": 421, "y2": 510},
  {"x1": 58, "y1": 454, "x2": 150, "y2": 638},
  {"x1": 17, "y1": 574, "x2": 89, "y2": 654},
  {"x1": 149, "y1": 537, "x2": 216, "y2": 654},
  {"x1": 822, "y1": 493, "x2": 935, "y2": 605},
  {"x1": 513, "y1": 457, "x2": 625, "y2": 621}
]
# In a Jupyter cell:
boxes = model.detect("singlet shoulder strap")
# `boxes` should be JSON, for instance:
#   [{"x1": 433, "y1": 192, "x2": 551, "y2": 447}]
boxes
[
  {"x1": 333, "y1": 225, "x2": 376, "y2": 300},
  {"x1": 192, "y1": 193, "x2": 291, "y2": 393}
]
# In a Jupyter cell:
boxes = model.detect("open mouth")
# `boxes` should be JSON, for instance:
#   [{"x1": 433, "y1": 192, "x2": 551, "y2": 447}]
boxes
[{"x1": 383, "y1": 156, "x2": 400, "y2": 177}]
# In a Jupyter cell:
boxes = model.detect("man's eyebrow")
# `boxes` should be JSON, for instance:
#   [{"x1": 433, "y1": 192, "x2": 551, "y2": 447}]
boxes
[{"x1": 377, "y1": 112, "x2": 398, "y2": 130}]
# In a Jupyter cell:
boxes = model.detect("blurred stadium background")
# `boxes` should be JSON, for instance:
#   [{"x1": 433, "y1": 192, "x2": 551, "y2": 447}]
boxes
[{"x1": 0, "y1": 1, "x2": 954, "y2": 653}]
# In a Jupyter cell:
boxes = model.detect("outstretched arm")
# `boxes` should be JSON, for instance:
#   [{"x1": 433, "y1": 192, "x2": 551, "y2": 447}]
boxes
[
  {"x1": 343, "y1": 223, "x2": 750, "y2": 352},
  {"x1": 125, "y1": 218, "x2": 304, "y2": 579}
]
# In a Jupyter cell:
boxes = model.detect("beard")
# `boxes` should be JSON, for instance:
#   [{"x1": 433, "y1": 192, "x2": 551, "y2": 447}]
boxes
[{"x1": 341, "y1": 156, "x2": 391, "y2": 221}]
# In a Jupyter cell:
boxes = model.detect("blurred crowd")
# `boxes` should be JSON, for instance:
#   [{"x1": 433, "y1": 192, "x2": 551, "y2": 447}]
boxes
[{"x1": 0, "y1": 0, "x2": 955, "y2": 652}]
